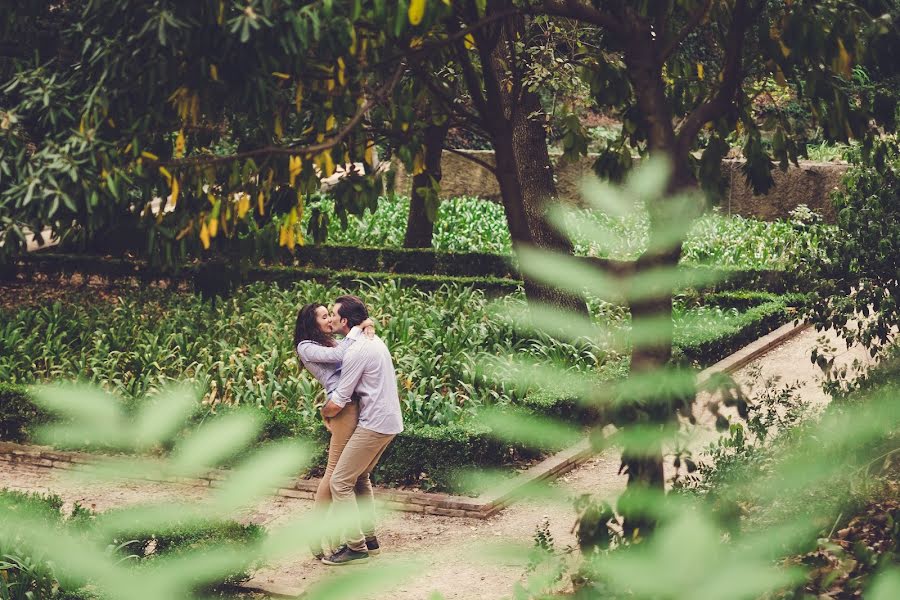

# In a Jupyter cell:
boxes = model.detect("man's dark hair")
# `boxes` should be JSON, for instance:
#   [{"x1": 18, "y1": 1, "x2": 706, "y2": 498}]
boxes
[{"x1": 334, "y1": 295, "x2": 368, "y2": 328}]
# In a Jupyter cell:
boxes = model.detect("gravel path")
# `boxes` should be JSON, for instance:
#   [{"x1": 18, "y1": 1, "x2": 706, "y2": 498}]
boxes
[{"x1": 0, "y1": 326, "x2": 874, "y2": 599}]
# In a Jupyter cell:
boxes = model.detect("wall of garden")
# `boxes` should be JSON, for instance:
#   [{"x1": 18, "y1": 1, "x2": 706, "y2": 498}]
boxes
[{"x1": 393, "y1": 151, "x2": 848, "y2": 222}]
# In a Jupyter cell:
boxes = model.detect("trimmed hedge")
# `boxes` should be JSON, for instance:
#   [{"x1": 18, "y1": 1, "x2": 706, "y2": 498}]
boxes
[
  {"x1": 0, "y1": 383, "x2": 48, "y2": 443},
  {"x1": 373, "y1": 421, "x2": 544, "y2": 493},
  {"x1": 0, "y1": 488, "x2": 262, "y2": 594},
  {"x1": 9, "y1": 252, "x2": 802, "y2": 297},
  {"x1": 521, "y1": 292, "x2": 804, "y2": 424}
]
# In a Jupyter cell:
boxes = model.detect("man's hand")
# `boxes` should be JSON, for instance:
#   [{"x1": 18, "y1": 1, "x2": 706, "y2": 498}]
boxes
[
  {"x1": 321, "y1": 400, "x2": 343, "y2": 419},
  {"x1": 323, "y1": 416, "x2": 334, "y2": 433},
  {"x1": 360, "y1": 317, "x2": 376, "y2": 339}
]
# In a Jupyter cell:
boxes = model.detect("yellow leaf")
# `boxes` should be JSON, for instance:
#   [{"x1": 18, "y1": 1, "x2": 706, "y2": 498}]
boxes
[
  {"x1": 321, "y1": 150, "x2": 335, "y2": 177},
  {"x1": 349, "y1": 28, "x2": 357, "y2": 55},
  {"x1": 836, "y1": 38, "x2": 852, "y2": 77},
  {"x1": 364, "y1": 141, "x2": 375, "y2": 167},
  {"x1": 289, "y1": 155, "x2": 302, "y2": 187},
  {"x1": 410, "y1": 36, "x2": 424, "y2": 49},
  {"x1": 258, "y1": 191, "x2": 266, "y2": 215},
  {"x1": 170, "y1": 178, "x2": 180, "y2": 206},
  {"x1": 408, "y1": 0, "x2": 426, "y2": 26},
  {"x1": 316, "y1": 132, "x2": 325, "y2": 143},
  {"x1": 325, "y1": 114, "x2": 336, "y2": 131},
  {"x1": 235, "y1": 193, "x2": 249, "y2": 219},
  {"x1": 272, "y1": 71, "x2": 291, "y2": 80},
  {"x1": 123, "y1": 143, "x2": 132, "y2": 155},
  {"x1": 326, "y1": 78, "x2": 335, "y2": 92},
  {"x1": 279, "y1": 224, "x2": 287, "y2": 246},
  {"x1": 412, "y1": 151, "x2": 425, "y2": 175},
  {"x1": 697, "y1": 63, "x2": 704, "y2": 80},
  {"x1": 200, "y1": 221, "x2": 211, "y2": 249},
  {"x1": 142, "y1": 151, "x2": 159, "y2": 161},
  {"x1": 337, "y1": 57, "x2": 346, "y2": 87},
  {"x1": 174, "y1": 129, "x2": 185, "y2": 158},
  {"x1": 158, "y1": 166, "x2": 173, "y2": 182},
  {"x1": 217, "y1": 0, "x2": 225, "y2": 25},
  {"x1": 464, "y1": 33, "x2": 476, "y2": 50},
  {"x1": 401, "y1": 122, "x2": 409, "y2": 132},
  {"x1": 209, "y1": 64, "x2": 219, "y2": 81},
  {"x1": 274, "y1": 114, "x2": 283, "y2": 139},
  {"x1": 208, "y1": 216, "x2": 218, "y2": 238},
  {"x1": 779, "y1": 40, "x2": 791, "y2": 58}
]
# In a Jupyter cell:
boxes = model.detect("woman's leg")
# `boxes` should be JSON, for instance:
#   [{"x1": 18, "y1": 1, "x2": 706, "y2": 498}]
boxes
[{"x1": 312, "y1": 401, "x2": 359, "y2": 553}]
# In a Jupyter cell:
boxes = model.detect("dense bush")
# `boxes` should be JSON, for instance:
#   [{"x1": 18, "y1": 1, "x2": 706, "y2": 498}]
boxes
[
  {"x1": 301, "y1": 195, "x2": 831, "y2": 270},
  {"x1": 375, "y1": 422, "x2": 544, "y2": 493},
  {"x1": 807, "y1": 142, "x2": 900, "y2": 357},
  {"x1": 0, "y1": 489, "x2": 263, "y2": 596},
  {"x1": 0, "y1": 383, "x2": 48, "y2": 442},
  {"x1": 93, "y1": 511, "x2": 264, "y2": 588}
]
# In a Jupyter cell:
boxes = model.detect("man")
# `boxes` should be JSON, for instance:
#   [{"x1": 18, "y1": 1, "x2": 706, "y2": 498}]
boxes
[{"x1": 320, "y1": 294, "x2": 404, "y2": 566}]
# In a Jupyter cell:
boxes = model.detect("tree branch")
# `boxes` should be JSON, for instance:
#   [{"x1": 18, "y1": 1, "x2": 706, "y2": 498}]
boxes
[
  {"x1": 675, "y1": 0, "x2": 758, "y2": 152},
  {"x1": 660, "y1": 0, "x2": 714, "y2": 62},
  {"x1": 445, "y1": 147, "x2": 498, "y2": 176},
  {"x1": 535, "y1": 0, "x2": 626, "y2": 34},
  {"x1": 151, "y1": 63, "x2": 406, "y2": 170}
]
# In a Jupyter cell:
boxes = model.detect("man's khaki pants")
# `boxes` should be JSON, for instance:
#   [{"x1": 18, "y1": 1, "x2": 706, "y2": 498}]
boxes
[{"x1": 329, "y1": 426, "x2": 396, "y2": 552}]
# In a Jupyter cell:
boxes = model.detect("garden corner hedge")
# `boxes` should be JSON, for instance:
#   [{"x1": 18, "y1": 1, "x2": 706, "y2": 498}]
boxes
[
  {"x1": 520, "y1": 291, "x2": 805, "y2": 424},
  {"x1": 0, "y1": 383, "x2": 47, "y2": 443}
]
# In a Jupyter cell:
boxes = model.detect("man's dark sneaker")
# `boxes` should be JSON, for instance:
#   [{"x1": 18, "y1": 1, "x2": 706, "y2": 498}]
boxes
[
  {"x1": 321, "y1": 545, "x2": 370, "y2": 566},
  {"x1": 365, "y1": 536, "x2": 381, "y2": 556}
]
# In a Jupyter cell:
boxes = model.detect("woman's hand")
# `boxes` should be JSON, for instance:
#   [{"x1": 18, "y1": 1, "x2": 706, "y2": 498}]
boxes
[{"x1": 360, "y1": 317, "x2": 376, "y2": 339}]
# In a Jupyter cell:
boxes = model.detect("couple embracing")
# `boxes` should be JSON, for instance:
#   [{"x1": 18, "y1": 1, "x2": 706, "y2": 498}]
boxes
[{"x1": 292, "y1": 295, "x2": 403, "y2": 566}]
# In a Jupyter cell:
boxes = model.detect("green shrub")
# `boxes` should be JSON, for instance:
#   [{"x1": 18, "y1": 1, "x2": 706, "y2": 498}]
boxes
[
  {"x1": 0, "y1": 490, "x2": 88, "y2": 599},
  {"x1": 0, "y1": 383, "x2": 48, "y2": 443},
  {"x1": 375, "y1": 421, "x2": 544, "y2": 493},
  {"x1": 93, "y1": 512, "x2": 265, "y2": 588}
]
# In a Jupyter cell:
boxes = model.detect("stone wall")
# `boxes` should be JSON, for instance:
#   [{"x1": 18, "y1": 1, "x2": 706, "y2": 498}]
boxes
[{"x1": 393, "y1": 150, "x2": 848, "y2": 222}]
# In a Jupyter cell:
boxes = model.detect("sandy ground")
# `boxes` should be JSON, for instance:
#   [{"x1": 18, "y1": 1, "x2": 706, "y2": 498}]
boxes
[{"x1": 0, "y1": 326, "x2": 876, "y2": 599}]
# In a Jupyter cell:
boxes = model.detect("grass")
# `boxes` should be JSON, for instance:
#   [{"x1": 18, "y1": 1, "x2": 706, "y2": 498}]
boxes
[{"x1": 302, "y1": 195, "x2": 831, "y2": 270}]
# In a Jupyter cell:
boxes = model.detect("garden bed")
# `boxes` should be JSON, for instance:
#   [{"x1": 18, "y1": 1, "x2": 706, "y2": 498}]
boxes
[{"x1": 0, "y1": 279, "x2": 801, "y2": 493}]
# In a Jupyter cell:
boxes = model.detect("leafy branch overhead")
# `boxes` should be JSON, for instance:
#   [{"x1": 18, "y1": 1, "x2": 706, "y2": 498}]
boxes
[{"x1": 1, "y1": 0, "x2": 897, "y2": 264}]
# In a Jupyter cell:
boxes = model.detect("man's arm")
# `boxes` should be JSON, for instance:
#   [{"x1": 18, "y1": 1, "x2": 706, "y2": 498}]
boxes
[
  {"x1": 320, "y1": 343, "x2": 369, "y2": 418},
  {"x1": 297, "y1": 326, "x2": 363, "y2": 364}
]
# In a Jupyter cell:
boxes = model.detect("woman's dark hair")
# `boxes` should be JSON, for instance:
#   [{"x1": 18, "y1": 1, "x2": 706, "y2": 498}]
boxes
[{"x1": 293, "y1": 303, "x2": 335, "y2": 362}]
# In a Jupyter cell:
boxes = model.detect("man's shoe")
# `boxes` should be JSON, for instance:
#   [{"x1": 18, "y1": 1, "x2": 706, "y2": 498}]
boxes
[
  {"x1": 365, "y1": 536, "x2": 380, "y2": 556},
  {"x1": 309, "y1": 543, "x2": 325, "y2": 561},
  {"x1": 321, "y1": 546, "x2": 370, "y2": 566}
]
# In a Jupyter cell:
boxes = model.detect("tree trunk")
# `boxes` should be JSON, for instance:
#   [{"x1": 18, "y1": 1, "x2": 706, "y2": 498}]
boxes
[
  {"x1": 481, "y1": 14, "x2": 588, "y2": 314},
  {"x1": 618, "y1": 41, "x2": 701, "y2": 531},
  {"x1": 404, "y1": 122, "x2": 450, "y2": 248}
]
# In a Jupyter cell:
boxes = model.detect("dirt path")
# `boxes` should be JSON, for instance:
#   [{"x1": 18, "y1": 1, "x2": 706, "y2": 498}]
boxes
[{"x1": 0, "y1": 326, "x2": 875, "y2": 599}]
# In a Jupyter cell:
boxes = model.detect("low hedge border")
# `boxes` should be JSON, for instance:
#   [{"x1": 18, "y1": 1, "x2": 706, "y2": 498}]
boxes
[
  {"x1": 6, "y1": 252, "x2": 803, "y2": 297},
  {"x1": 0, "y1": 488, "x2": 261, "y2": 594},
  {"x1": 520, "y1": 291, "x2": 805, "y2": 425},
  {"x1": 1, "y1": 387, "x2": 543, "y2": 494}
]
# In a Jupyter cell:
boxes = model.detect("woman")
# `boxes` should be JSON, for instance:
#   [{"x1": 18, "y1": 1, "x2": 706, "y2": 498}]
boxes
[{"x1": 293, "y1": 302, "x2": 373, "y2": 559}]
